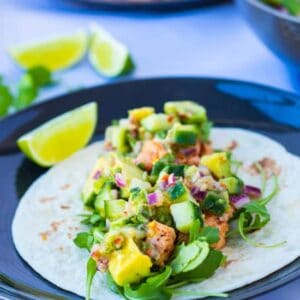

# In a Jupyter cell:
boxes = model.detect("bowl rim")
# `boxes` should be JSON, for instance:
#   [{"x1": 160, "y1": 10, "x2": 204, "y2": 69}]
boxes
[{"x1": 245, "y1": 0, "x2": 300, "y2": 24}]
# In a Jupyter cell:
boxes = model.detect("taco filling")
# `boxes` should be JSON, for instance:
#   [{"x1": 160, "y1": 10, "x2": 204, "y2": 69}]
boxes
[{"x1": 74, "y1": 101, "x2": 281, "y2": 299}]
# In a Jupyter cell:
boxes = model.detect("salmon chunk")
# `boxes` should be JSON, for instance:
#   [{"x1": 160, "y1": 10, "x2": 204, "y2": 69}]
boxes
[
  {"x1": 145, "y1": 221, "x2": 176, "y2": 266},
  {"x1": 135, "y1": 141, "x2": 168, "y2": 171}
]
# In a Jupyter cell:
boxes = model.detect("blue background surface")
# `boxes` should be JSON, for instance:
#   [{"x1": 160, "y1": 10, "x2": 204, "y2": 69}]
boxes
[{"x1": 0, "y1": 0, "x2": 299, "y2": 299}]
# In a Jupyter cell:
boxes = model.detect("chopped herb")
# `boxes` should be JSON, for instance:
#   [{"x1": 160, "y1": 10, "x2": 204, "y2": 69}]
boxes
[
  {"x1": 73, "y1": 231, "x2": 94, "y2": 251},
  {"x1": 86, "y1": 257, "x2": 97, "y2": 300}
]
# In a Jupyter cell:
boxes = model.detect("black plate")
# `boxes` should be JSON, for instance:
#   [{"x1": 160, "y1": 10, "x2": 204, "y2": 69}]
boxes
[
  {"x1": 68, "y1": 0, "x2": 227, "y2": 10},
  {"x1": 0, "y1": 77, "x2": 299, "y2": 300}
]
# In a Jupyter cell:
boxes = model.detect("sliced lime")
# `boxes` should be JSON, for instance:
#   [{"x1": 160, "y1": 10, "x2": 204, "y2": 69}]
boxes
[
  {"x1": 17, "y1": 102, "x2": 97, "y2": 167},
  {"x1": 9, "y1": 30, "x2": 88, "y2": 71},
  {"x1": 89, "y1": 24, "x2": 134, "y2": 77}
]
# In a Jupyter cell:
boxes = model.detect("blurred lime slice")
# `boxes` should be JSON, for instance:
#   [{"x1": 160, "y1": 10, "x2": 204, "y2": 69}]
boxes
[
  {"x1": 17, "y1": 102, "x2": 97, "y2": 167},
  {"x1": 9, "y1": 30, "x2": 88, "y2": 71},
  {"x1": 89, "y1": 24, "x2": 134, "y2": 77}
]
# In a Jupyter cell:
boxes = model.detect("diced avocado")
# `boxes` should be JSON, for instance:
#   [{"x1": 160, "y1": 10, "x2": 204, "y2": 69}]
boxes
[
  {"x1": 128, "y1": 188, "x2": 148, "y2": 215},
  {"x1": 105, "y1": 199, "x2": 127, "y2": 221},
  {"x1": 95, "y1": 182, "x2": 115, "y2": 217},
  {"x1": 114, "y1": 155, "x2": 144, "y2": 185},
  {"x1": 168, "y1": 123, "x2": 198, "y2": 145},
  {"x1": 170, "y1": 201, "x2": 203, "y2": 233},
  {"x1": 167, "y1": 182, "x2": 192, "y2": 203},
  {"x1": 200, "y1": 152, "x2": 231, "y2": 179},
  {"x1": 164, "y1": 101, "x2": 207, "y2": 124},
  {"x1": 220, "y1": 176, "x2": 244, "y2": 195},
  {"x1": 105, "y1": 125, "x2": 129, "y2": 153},
  {"x1": 141, "y1": 113, "x2": 173, "y2": 132},
  {"x1": 128, "y1": 107, "x2": 155, "y2": 122},
  {"x1": 108, "y1": 238, "x2": 152, "y2": 286},
  {"x1": 82, "y1": 155, "x2": 114, "y2": 206},
  {"x1": 129, "y1": 178, "x2": 152, "y2": 191},
  {"x1": 120, "y1": 187, "x2": 130, "y2": 199},
  {"x1": 202, "y1": 191, "x2": 228, "y2": 216}
]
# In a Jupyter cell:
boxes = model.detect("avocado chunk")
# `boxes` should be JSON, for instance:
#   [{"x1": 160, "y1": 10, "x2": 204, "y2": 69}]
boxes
[
  {"x1": 202, "y1": 191, "x2": 228, "y2": 216},
  {"x1": 95, "y1": 182, "x2": 115, "y2": 217},
  {"x1": 141, "y1": 113, "x2": 173, "y2": 132},
  {"x1": 200, "y1": 152, "x2": 231, "y2": 179},
  {"x1": 168, "y1": 123, "x2": 198, "y2": 145},
  {"x1": 170, "y1": 201, "x2": 203, "y2": 233},
  {"x1": 220, "y1": 176, "x2": 244, "y2": 195},
  {"x1": 105, "y1": 199, "x2": 127, "y2": 221},
  {"x1": 114, "y1": 155, "x2": 145, "y2": 187},
  {"x1": 82, "y1": 155, "x2": 114, "y2": 206},
  {"x1": 164, "y1": 101, "x2": 207, "y2": 124},
  {"x1": 105, "y1": 125, "x2": 130, "y2": 154},
  {"x1": 108, "y1": 238, "x2": 152, "y2": 286},
  {"x1": 128, "y1": 107, "x2": 155, "y2": 122}
]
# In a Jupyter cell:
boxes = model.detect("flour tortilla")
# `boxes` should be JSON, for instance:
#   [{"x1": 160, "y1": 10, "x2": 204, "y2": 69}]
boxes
[{"x1": 12, "y1": 128, "x2": 300, "y2": 299}]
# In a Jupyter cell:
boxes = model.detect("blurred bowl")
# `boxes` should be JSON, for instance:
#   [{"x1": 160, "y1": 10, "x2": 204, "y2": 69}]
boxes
[{"x1": 237, "y1": 0, "x2": 300, "y2": 70}]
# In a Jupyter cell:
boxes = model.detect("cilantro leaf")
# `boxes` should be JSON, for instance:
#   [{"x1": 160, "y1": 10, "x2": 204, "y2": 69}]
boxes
[
  {"x1": 27, "y1": 66, "x2": 53, "y2": 87},
  {"x1": 200, "y1": 226, "x2": 220, "y2": 244},
  {"x1": 86, "y1": 257, "x2": 97, "y2": 300},
  {"x1": 73, "y1": 231, "x2": 94, "y2": 251},
  {"x1": 124, "y1": 266, "x2": 172, "y2": 300},
  {"x1": 14, "y1": 74, "x2": 38, "y2": 110},
  {"x1": 0, "y1": 84, "x2": 13, "y2": 116}
]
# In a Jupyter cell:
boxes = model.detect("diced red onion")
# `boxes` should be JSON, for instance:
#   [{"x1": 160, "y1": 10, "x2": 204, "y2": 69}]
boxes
[
  {"x1": 168, "y1": 173, "x2": 176, "y2": 186},
  {"x1": 243, "y1": 185, "x2": 262, "y2": 199},
  {"x1": 115, "y1": 173, "x2": 126, "y2": 188},
  {"x1": 93, "y1": 170, "x2": 101, "y2": 180},
  {"x1": 191, "y1": 186, "x2": 207, "y2": 201},
  {"x1": 147, "y1": 192, "x2": 159, "y2": 205},
  {"x1": 160, "y1": 180, "x2": 168, "y2": 190},
  {"x1": 230, "y1": 194, "x2": 250, "y2": 209},
  {"x1": 180, "y1": 147, "x2": 197, "y2": 156}
]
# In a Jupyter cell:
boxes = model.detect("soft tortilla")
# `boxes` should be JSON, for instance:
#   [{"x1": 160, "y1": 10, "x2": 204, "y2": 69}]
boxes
[{"x1": 12, "y1": 128, "x2": 300, "y2": 299}]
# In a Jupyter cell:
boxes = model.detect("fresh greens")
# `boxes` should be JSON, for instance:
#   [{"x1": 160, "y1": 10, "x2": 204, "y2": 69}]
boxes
[
  {"x1": 0, "y1": 66, "x2": 53, "y2": 117},
  {"x1": 86, "y1": 257, "x2": 97, "y2": 300},
  {"x1": 73, "y1": 232, "x2": 94, "y2": 251},
  {"x1": 124, "y1": 266, "x2": 172, "y2": 300},
  {"x1": 0, "y1": 83, "x2": 13, "y2": 116},
  {"x1": 74, "y1": 101, "x2": 283, "y2": 300}
]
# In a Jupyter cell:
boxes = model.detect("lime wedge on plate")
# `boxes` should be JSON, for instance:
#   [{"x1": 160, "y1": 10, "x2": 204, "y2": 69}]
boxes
[
  {"x1": 89, "y1": 24, "x2": 134, "y2": 77},
  {"x1": 9, "y1": 30, "x2": 88, "y2": 71},
  {"x1": 17, "y1": 102, "x2": 97, "y2": 167}
]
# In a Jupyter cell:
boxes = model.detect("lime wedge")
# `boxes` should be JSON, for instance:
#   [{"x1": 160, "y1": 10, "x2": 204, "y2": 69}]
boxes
[
  {"x1": 89, "y1": 24, "x2": 134, "y2": 77},
  {"x1": 9, "y1": 30, "x2": 88, "y2": 71},
  {"x1": 17, "y1": 102, "x2": 97, "y2": 167}
]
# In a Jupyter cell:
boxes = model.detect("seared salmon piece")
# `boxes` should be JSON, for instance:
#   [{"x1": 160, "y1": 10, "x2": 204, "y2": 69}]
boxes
[
  {"x1": 145, "y1": 221, "x2": 176, "y2": 266},
  {"x1": 135, "y1": 140, "x2": 168, "y2": 171},
  {"x1": 204, "y1": 215, "x2": 229, "y2": 249}
]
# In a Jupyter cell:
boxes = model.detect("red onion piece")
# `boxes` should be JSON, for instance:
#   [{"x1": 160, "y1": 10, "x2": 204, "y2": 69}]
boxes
[
  {"x1": 93, "y1": 170, "x2": 101, "y2": 180},
  {"x1": 168, "y1": 173, "x2": 176, "y2": 186},
  {"x1": 147, "y1": 192, "x2": 159, "y2": 205},
  {"x1": 191, "y1": 186, "x2": 207, "y2": 201},
  {"x1": 230, "y1": 194, "x2": 250, "y2": 209},
  {"x1": 243, "y1": 185, "x2": 262, "y2": 199},
  {"x1": 180, "y1": 147, "x2": 197, "y2": 156},
  {"x1": 115, "y1": 173, "x2": 126, "y2": 188}
]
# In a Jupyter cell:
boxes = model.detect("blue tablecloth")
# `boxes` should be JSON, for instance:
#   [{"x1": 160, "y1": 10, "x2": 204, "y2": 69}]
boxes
[{"x1": 1, "y1": 0, "x2": 299, "y2": 299}]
